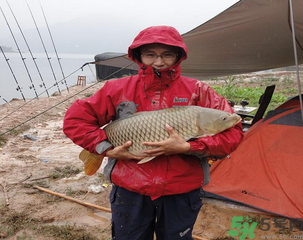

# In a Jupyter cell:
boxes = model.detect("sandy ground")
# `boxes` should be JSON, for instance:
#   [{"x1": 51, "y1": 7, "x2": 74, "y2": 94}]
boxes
[{"x1": 0, "y1": 77, "x2": 303, "y2": 240}]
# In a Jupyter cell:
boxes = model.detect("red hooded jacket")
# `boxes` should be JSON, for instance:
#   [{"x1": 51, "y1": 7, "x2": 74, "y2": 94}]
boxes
[{"x1": 63, "y1": 26, "x2": 243, "y2": 199}]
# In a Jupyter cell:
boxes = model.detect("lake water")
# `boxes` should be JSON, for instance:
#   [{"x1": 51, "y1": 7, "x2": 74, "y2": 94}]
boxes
[{"x1": 0, "y1": 52, "x2": 97, "y2": 105}]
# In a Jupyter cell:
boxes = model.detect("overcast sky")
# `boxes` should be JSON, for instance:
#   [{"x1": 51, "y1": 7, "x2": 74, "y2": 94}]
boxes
[{"x1": 0, "y1": 0, "x2": 239, "y2": 38}]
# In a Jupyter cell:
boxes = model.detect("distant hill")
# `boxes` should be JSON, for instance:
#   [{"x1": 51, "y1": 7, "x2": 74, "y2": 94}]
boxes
[{"x1": 0, "y1": 46, "x2": 15, "y2": 52}]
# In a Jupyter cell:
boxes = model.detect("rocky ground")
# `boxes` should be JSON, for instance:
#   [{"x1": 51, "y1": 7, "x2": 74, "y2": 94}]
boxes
[{"x1": 0, "y1": 74, "x2": 302, "y2": 240}]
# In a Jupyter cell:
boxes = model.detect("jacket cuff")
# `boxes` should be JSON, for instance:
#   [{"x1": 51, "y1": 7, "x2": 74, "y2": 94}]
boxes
[
  {"x1": 96, "y1": 141, "x2": 113, "y2": 155},
  {"x1": 188, "y1": 141, "x2": 206, "y2": 154}
]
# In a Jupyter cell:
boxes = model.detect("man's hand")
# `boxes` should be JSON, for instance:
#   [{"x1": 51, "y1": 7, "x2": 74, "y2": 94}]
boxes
[
  {"x1": 106, "y1": 141, "x2": 145, "y2": 161},
  {"x1": 142, "y1": 124, "x2": 190, "y2": 157}
]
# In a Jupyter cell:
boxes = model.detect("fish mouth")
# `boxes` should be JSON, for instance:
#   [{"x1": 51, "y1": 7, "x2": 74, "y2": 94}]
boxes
[
  {"x1": 231, "y1": 114, "x2": 242, "y2": 126},
  {"x1": 235, "y1": 116, "x2": 242, "y2": 125}
]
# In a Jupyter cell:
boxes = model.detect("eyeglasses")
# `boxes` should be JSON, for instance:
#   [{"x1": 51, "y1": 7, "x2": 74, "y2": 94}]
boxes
[{"x1": 141, "y1": 52, "x2": 178, "y2": 62}]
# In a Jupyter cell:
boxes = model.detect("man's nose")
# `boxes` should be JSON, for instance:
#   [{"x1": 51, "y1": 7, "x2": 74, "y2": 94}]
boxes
[{"x1": 153, "y1": 55, "x2": 165, "y2": 65}]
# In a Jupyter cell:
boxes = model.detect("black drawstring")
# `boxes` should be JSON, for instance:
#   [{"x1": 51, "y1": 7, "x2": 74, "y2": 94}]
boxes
[
  {"x1": 168, "y1": 69, "x2": 176, "y2": 80},
  {"x1": 142, "y1": 66, "x2": 147, "y2": 76},
  {"x1": 142, "y1": 66, "x2": 155, "y2": 104},
  {"x1": 154, "y1": 69, "x2": 161, "y2": 78},
  {"x1": 143, "y1": 82, "x2": 155, "y2": 104}
]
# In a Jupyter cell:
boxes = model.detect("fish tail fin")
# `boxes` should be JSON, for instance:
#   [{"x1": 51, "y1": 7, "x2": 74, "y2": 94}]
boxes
[
  {"x1": 137, "y1": 156, "x2": 156, "y2": 164},
  {"x1": 79, "y1": 149, "x2": 104, "y2": 176}
]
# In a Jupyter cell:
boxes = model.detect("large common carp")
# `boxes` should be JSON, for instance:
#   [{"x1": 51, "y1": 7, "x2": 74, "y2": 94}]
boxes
[{"x1": 79, "y1": 106, "x2": 241, "y2": 175}]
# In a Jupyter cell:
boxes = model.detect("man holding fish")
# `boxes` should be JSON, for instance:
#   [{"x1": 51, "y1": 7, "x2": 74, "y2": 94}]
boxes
[{"x1": 63, "y1": 26, "x2": 243, "y2": 240}]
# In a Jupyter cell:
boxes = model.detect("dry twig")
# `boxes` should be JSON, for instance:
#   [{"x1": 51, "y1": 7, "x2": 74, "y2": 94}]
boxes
[
  {"x1": 7, "y1": 173, "x2": 33, "y2": 190},
  {"x1": 0, "y1": 178, "x2": 9, "y2": 206}
]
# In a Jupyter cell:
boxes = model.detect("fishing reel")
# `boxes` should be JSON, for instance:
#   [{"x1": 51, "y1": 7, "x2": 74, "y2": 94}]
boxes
[{"x1": 16, "y1": 86, "x2": 23, "y2": 91}]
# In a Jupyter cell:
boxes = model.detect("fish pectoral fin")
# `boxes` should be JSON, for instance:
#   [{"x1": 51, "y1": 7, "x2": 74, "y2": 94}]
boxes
[
  {"x1": 137, "y1": 156, "x2": 156, "y2": 164},
  {"x1": 79, "y1": 149, "x2": 104, "y2": 176},
  {"x1": 195, "y1": 133, "x2": 214, "y2": 138}
]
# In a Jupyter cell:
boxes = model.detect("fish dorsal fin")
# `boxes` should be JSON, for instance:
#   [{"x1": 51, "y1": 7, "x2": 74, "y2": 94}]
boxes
[{"x1": 79, "y1": 149, "x2": 104, "y2": 176}]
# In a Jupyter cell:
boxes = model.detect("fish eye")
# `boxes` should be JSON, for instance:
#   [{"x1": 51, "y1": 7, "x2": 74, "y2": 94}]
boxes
[{"x1": 222, "y1": 116, "x2": 227, "y2": 121}]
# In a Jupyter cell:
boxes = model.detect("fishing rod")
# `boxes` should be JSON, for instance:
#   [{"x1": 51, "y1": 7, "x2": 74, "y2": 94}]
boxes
[
  {"x1": 26, "y1": 1, "x2": 61, "y2": 94},
  {"x1": 0, "y1": 46, "x2": 26, "y2": 101},
  {"x1": 0, "y1": 61, "x2": 135, "y2": 136},
  {"x1": 0, "y1": 6, "x2": 39, "y2": 98},
  {"x1": 0, "y1": 60, "x2": 105, "y2": 122},
  {"x1": 40, "y1": 2, "x2": 69, "y2": 93},
  {"x1": 0, "y1": 95, "x2": 10, "y2": 105},
  {"x1": 0, "y1": 65, "x2": 82, "y2": 122},
  {"x1": 6, "y1": 1, "x2": 50, "y2": 97}
]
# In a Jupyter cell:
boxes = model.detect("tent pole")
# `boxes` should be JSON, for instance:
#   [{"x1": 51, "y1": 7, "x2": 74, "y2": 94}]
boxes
[{"x1": 289, "y1": 0, "x2": 303, "y2": 122}]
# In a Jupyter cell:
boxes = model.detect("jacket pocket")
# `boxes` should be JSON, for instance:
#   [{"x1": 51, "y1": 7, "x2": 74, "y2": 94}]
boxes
[
  {"x1": 188, "y1": 189, "x2": 203, "y2": 211},
  {"x1": 110, "y1": 184, "x2": 118, "y2": 203}
]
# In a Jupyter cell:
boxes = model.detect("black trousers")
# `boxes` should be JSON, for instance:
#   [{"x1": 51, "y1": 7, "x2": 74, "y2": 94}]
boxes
[{"x1": 110, "y1": 185, "x2": 203, "y2": 240}]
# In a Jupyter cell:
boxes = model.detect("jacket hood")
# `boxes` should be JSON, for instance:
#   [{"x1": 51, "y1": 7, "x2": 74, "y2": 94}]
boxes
[{"x1": 128, "y1": 26, "x2": 188, "y2": 65}]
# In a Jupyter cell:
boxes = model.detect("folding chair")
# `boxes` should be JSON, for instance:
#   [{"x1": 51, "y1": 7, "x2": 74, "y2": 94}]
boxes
[{"x1": 239, "y1": 85, "x2": 276, "y2": 131}]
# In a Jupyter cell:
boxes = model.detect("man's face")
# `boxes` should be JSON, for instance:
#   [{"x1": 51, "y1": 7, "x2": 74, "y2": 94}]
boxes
[{"x1": 140, "y1": 43, "x2": 178, "y2": 70}]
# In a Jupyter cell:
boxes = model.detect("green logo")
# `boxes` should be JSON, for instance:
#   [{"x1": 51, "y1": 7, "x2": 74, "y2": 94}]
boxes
[
  {"x1": 228, "y1": 216, "x2": 257, "y2": 240},
  {"x1": 229, "y1": 215, "x2": 303, "y2": 239}
]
